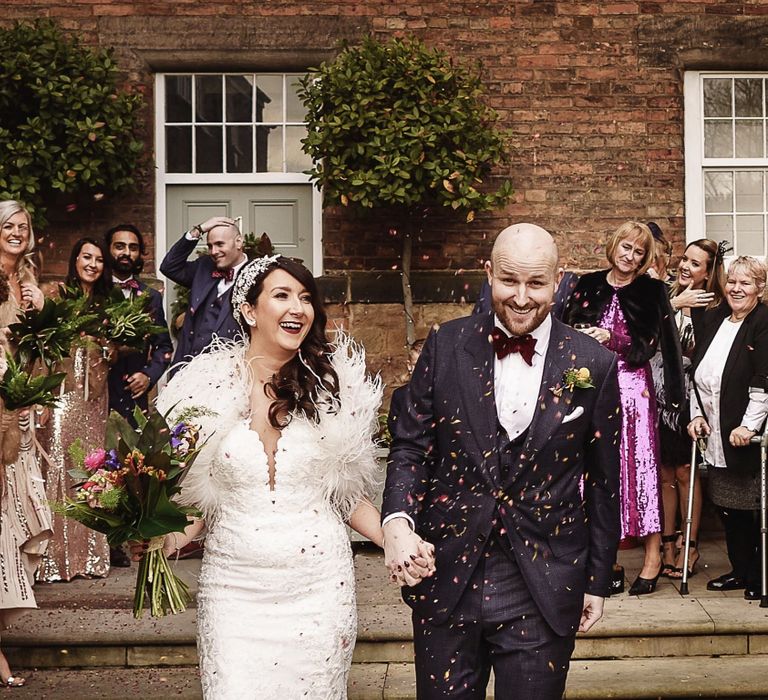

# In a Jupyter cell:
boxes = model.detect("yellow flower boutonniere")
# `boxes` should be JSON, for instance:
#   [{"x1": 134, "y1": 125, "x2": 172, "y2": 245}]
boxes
[{"x1": 551, "y1": 367, "x2": 594, "y2": 397}]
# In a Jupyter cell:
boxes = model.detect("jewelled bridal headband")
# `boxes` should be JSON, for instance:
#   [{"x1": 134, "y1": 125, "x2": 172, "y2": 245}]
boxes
[{"x1": 231, "y1": 254, "x2": 281, "y2": 328}]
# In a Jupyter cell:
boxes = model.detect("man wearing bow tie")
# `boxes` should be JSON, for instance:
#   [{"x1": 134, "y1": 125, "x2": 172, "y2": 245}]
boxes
[
  {"x1": 382, "y1": 223, "x2": 621, "y2": 699},
  {"x1": 105, "y1": 224, "x2": 173, "y2": 423},
  {"x1": 160, "y1": 216, "x2": 248, "y2": 375}
]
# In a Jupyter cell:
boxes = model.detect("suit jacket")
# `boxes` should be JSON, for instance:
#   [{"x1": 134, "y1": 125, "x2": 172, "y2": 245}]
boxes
[
  {"x1": 383, "y1": 313, "x2": 621, "y2": 636},
  {"x1": 160, "y1": 235, "x2": 242, "y2": 368},
  {"x1": 691, "y1": 301, "x2": 768, "y2": 476},
  {"x1": 108, "y1": 282, "x2": 173, "y2": 421}
]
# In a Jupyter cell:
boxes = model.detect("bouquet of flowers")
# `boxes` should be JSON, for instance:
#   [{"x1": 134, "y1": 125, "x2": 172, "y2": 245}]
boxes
[
  {"x1": 54, "y1": 406, "x2": 209, "y2": 618},
  {"x1": 97, "y1": 288, "x2": 167, "y2": 350},
  {"x1": 0, "y1": 292, "x2": 98, "y2": 411}
]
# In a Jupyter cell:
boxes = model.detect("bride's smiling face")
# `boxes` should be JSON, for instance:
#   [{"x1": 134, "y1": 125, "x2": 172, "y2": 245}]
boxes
[{"x1": 240, "y1": 269, "x2": 315, "y2": 356}]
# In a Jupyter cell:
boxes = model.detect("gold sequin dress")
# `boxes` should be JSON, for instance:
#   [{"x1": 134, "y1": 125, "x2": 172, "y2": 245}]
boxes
[
  {"x1": 0, "y1": 298, "x2": 52, "y2": 632},
  {"x1": 36, "y1": 343, "x2": 110, "y2": 582}
]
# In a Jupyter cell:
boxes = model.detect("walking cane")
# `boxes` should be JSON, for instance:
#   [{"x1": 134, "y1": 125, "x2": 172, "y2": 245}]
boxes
[
  {"x1": 680, "y1": 438, "x2": 699, "y2": 596},
  {"x1": 749, "y1": 431, "x2": 768, "y2": 608}
]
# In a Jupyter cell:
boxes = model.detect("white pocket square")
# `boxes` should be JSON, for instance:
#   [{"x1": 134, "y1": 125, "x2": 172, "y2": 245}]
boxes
[{"x1": 562, "y1": 406, "x2": 584, "y2": 424}]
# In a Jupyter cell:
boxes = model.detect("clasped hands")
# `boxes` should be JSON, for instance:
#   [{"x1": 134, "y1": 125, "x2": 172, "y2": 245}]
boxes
[{"x1": 382, "y1": 518, "x2": 436, "y2": 587}]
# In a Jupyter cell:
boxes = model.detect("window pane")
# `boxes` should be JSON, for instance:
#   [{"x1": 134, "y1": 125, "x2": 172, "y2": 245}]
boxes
[
  {"x1": 196, "y1": 125, "x2": 223, "y2": 172},
  {"x1": 166, "y1": 126, "x2": 192, "y2": 172},
  {"x1": 735, "y1": 120, "x2": 763, "y2": 158},
  {"x1": 166, "y1": 75, "x2": 192, "y2": 122},
  {"x1": 704, "y1": 121, "x2": 733, "y2": 158},
  {"x1": 704, "y1": 171, "x2": 733, "y2": 213},
  {"x1": 735, "y1": 214, "x2": 764, "y2": 255},
  {"x1": 256, "y1": 75, "x2": 284, "y2": 122},
  {"x1": 703, "y1": 78, "x2": 732, "y2": 118},
  {"x1": 285, "y1": 126, "x2": 311, "y2": 172},
  {"x1": 227, "y1": 126, "x2": 253, "y2": 173},
  {"x1": 735, "y1": 78, "x2": 763, "y2": 118},
  {"x1": 735, "y1": 171, "x2": 763, "y2": 212},
  {"x1": 285, "y1": 74, "x2": 306, "y2": 122},
  {"x1": 226, "y1": 75, "x2": 253, "y2": 122},
  {"x1": 256, "y1": 125, "x2": 282, "y2": 171},
  {"x1": 705, "y1": 215, "x2": 733, "y2": 245},
  {"x1": 196, "y1": 75, "x2": 223, "y2": 123}
]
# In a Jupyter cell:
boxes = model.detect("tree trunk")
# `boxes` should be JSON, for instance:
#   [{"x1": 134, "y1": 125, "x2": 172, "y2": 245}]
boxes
[{"x1": 401, "y1": 231, "x2": 415, "y2": 348}]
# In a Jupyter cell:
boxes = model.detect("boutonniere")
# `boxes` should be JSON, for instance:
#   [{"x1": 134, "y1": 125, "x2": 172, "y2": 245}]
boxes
[{"x1": 550, "y1": 367, "x2": 594, "y2": 397}]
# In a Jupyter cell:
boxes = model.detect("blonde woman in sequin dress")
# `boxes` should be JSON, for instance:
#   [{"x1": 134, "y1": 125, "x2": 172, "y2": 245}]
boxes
[
  {"x1": 0, "y1": 200, "x2": 51, "y2": 687},
  {"x1": 36, "y1": 238, "x2": 113, "y2": 582}
]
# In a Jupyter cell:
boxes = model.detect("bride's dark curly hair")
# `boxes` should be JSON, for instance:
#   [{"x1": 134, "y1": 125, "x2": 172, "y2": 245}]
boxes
[{"x1": 241, "y1": 256, "x2": 340, "y2": 429}]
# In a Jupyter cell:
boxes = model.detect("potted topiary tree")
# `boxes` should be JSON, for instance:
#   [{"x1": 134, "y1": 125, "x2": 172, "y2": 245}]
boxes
[
  {"x1": 0, "y1": 19, "x2": 144, "y2": 226},
  {"x1": 298, "y1": 36, "x2": 513, "y2": 347}
]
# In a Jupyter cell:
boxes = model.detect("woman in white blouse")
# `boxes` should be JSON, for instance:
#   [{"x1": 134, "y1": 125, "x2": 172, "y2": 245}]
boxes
[{"x1": 688, "y1": 256, "x2": 768, "y2": 601}]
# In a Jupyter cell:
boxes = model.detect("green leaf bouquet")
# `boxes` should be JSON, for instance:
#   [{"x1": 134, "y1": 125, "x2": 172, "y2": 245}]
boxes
[{"x1": 54, "y1": 406, "x2": 208, "y2": 618}]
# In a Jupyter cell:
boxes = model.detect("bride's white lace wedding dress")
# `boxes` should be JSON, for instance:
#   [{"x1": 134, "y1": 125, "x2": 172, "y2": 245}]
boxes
[{"x1": 157, "y1": 337, "x2": 382, "y2": 699}]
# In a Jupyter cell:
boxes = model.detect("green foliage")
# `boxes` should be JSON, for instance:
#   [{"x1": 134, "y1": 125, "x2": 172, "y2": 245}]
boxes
[
  {"x1": 0, "y1": 19, "x2": 145, "y2": 225},
  {"x1": 298, "y1": 36, "x2": 513, "y2": 220},
  {"x1": 0, "y1": 353, "x2": 66, "y2": 410}
]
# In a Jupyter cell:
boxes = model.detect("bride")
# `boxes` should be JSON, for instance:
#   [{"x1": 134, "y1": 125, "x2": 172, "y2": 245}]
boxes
[{"x1": 144, "y1": 255, "x2": 409, "y2": 698}]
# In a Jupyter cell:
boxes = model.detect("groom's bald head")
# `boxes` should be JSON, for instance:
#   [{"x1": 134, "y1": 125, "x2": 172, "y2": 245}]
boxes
[{"x1": 485, "y1": 223, "x2": 561, "y2": 336}]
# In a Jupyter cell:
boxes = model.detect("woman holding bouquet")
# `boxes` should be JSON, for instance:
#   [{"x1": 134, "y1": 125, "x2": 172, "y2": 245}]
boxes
[
  {"x1": 36, "y1": 238, "x2": 112, "y2": 582},
  {"x1": 147, "y1": 255, "x2": 432, "y2": 699},
  {"x1": 0, "y1": 200, "x2": 51, "y2": 687}
]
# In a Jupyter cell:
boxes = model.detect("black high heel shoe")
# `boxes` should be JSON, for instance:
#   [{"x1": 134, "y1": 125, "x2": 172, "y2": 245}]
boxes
[
  {"x1": 628, "y1": 564, "x2": 662, "y2": 596},
  {"x1": 660, "y1": 534, "x2": 678, "y2": 578}
]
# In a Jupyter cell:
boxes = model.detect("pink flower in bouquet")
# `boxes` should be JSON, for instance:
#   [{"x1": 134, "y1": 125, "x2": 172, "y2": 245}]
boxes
[{"x1": 84, "y1": 448, "x2": 107, "y2": 472}]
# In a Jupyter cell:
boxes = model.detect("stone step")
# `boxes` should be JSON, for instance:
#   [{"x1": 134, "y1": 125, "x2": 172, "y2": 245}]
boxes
[{"x1": 6, "y1": 656, "x2": 768, "y2": 699}]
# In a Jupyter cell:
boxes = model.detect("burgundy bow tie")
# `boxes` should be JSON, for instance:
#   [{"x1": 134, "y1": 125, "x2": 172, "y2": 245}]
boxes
[
  {"x1": 211, "y1": 268, "x2": 235, "y2": 282},
  {"x1": 491, "y1": 327, "x2": 537, "y2": 365},
  {"x1": 118, "y1": 278, "x2": 140, "y2": 291}
]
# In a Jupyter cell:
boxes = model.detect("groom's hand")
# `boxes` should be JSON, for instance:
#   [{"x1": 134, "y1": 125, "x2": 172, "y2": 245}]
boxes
[
  {"x1": 578, "y1": 593, "x2": 605, "y2": 633},
  {"x1": 383, "y1": 518, "x2": 436, "y2": 587}
]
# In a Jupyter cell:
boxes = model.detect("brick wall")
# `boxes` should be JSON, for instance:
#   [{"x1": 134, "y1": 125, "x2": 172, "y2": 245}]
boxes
[{"x1": 7, "y1": 1, "x2": 768, "y2": 375}]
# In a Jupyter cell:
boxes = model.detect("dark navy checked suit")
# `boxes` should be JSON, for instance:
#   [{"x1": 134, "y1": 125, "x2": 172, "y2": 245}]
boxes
[
  {"x1": 160, "y1": 234, "x2": 243, "y2": 375},
  {"x1": 383, "y1": 312, "x2": 621, "y2": 699}
]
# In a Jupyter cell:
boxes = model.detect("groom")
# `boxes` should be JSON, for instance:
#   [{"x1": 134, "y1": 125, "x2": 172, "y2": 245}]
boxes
[{"x1": 382, "y1": 223, "x2": 621, "y2": 699}]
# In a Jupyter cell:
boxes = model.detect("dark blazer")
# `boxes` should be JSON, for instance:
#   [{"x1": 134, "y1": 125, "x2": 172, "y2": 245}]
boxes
[
  {"x1": 160, "y1": 235, "x2": 242, "y2": 367},
  {"x1": 383, "y1": 313, "x2": 622, "y2": 636},
  {"x1": 108, "y1": 282, "x2": 172, "y2": 421},
  {"x1": 691, "y1": 301, "x2": 768, "y2": 476},
  {"x1": 564, "y1": 269, "x2": 686, "y2": 408}
]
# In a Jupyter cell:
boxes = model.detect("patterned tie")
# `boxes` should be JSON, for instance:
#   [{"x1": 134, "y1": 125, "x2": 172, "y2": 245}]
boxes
[
  {"x1": 491, "y1": 327, "x2": 537, "y2": 365},
  {"x1": 118, "y1": 278, "x2": 140, "y2": 291},
  {"x1": 211, "y1": 268, "x2": 235, "y2": 282}
]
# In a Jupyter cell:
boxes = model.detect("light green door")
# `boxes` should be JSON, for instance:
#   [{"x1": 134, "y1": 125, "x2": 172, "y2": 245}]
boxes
[{"x1": 164, "y1": 183, "x2": 314, "y2": 320}]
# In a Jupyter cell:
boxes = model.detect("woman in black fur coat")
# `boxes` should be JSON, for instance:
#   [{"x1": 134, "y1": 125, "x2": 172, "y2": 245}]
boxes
[{"x1": 564, "y1": 221, "x2": 685, "y2": 596}]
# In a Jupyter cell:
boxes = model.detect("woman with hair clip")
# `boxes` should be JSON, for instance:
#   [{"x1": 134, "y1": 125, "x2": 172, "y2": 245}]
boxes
[
  {"x1": 0, "y1": 200, "x2": 51, "y2": 687},
  {"x1": 657, "y1": 240, "x2": 726, "y2": 580},
  {"x1": 132, "y1": 255, "x2": 433, "y2": 698},
  {"x1": 37, "y1": 238, "x2": 114, "y2": 582}
]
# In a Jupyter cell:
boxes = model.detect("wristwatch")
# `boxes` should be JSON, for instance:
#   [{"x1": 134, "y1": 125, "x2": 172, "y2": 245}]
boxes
[{"x1": 190, "y1": 224, "x2": 204, "y2": 239}]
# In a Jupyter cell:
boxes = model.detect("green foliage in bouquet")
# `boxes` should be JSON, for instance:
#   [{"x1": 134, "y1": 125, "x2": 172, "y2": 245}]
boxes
[
  {"x1": 0, "y1": 353, "x2": 66, "y2": 411},
  {"x1": 7, "y1": 293, "x2": 97, "y2": 371},
  {"x1": 55, "y1": 406, "x2": 210, "y2": 617},
  {"x1": 99, "y1": 289, "x2": 167, "y2": 349}
]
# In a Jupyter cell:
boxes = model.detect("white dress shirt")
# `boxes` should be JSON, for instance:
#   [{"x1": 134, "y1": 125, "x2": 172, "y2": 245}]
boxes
[
  {"x1": 383, "y1": 314, "x2": 552, "y2": 529},
  {"x1": 691, "y1": 317, "x2": 768, "y2": 468},
  {"x1": 113, "y1": 275, "x2": 137, "y2": 299},
  {"x1": 493, "y1": 313, "x2": 551, "y2": 440}
]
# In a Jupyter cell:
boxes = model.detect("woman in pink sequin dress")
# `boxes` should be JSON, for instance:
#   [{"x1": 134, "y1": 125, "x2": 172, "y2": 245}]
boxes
[{"x1": 565, "y1": 221, "x2": 685, "y2": 596}]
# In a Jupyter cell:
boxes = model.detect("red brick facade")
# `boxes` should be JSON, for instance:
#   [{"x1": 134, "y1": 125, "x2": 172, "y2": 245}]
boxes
[{"x1": 10, "y1": 1, "x2": 768, "y2": 280}]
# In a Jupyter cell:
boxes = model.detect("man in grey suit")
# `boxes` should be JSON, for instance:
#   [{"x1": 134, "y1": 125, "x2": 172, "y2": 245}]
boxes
[{"x1": 382, "y1": 224, "x2": 622, "y2": 699}]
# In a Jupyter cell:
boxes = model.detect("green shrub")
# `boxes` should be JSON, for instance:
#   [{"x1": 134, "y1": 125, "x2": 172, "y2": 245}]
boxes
[{"x1": 0, "y1": 19, "x2": 145, "y2": 225}]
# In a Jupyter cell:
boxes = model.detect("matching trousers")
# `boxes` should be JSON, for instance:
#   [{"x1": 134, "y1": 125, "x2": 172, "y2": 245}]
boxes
[{"x1": 412, "y1": 536, "x2": 575, "y2": 700}]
